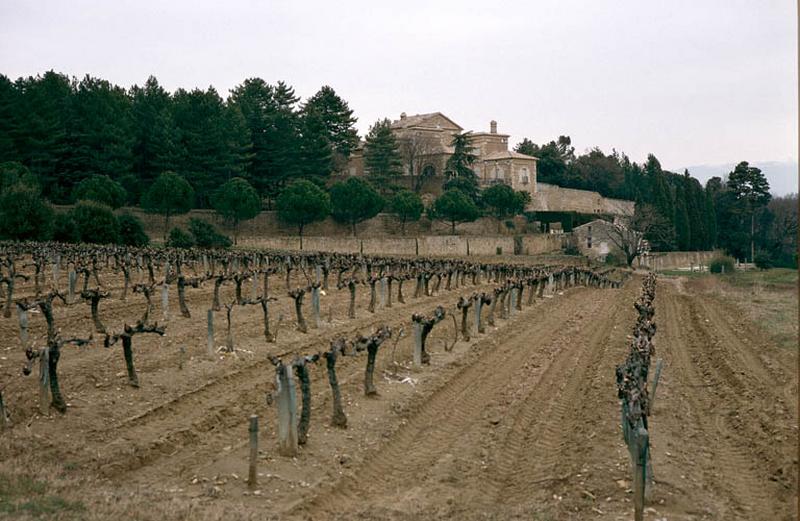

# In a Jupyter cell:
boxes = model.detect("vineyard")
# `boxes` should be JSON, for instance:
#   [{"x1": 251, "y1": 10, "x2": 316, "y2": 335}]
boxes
[{"x1": 0, "y1": 242, "x2": 796, "y2": 521}]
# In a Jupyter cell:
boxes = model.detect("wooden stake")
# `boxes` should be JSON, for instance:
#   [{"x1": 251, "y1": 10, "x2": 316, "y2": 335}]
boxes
[
  {"x1": 633, "y1": 426, "x2": 649, "y2": 521},
  {"x1": 206, "y1": 309, "x2": 215, "y2": 358},
  {"x1": 248, "y1": 415, "x2": 258, "y2": 489},
  {"x1": 38, "y1": 347, "x2": 50, "y2": 415}
]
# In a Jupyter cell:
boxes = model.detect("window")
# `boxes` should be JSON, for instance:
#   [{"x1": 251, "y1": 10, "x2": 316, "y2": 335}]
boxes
[{"x1": 587, "y1": 226, "x2": 592, "y2": 248}]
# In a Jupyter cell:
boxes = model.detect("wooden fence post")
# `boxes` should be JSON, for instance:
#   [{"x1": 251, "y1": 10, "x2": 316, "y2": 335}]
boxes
[
  {"x1": 17, "y1": 306, "x2": 29, "y2": 350},
  {"x1": 650, "y1": 358, "x2": 664, "y2": 408},
  {"x1": 633, "y1": 426, "x2": 649, "y2": 521},
  {"x1": 276, "y1": 364, "x2": 298, "y2": 456},
  {"x1": 206, "y1": 309, "x2": 215, "y2": 358},
  {"x1": 0, "y1": 388, "x2": 8, "y2": 430},
  {"x1": 413, "y1": 321, "x2": 422, "y2": 366},
  {"x1": 38, "y1": 347, "x2": 50, "y2": 415},
  {"x1": 161, "y1": 283, "x2": 169, "y2": 322},
  {"x1": 248, "y1": 415, "x2": 258, "y2": 489},
  {"x1": 311, "y1": 286, "x2": 321, "y2": 329},
  {"x1": 67, "y1": 269, "x2": 76, "y2": 304}
]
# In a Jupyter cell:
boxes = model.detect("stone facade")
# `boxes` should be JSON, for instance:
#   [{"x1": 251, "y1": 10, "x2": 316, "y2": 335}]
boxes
[
  {"x1": 532, "y1": 183, "x2": 635, "y2": 218},
  {"x1": 572, "y1": 219, "x2": 621, "y2": 261},
  {"x1": 347, "y1": 112, "x2": 538, "y2": 199},
  {"x1": 345, "y1": 111, "x2": 633, "y2": 218}
]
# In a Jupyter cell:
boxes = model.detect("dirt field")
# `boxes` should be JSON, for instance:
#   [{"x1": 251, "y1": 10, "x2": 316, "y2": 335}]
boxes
[{"x1": 0, "y1": 264, "x2": 796, "y2": 520}]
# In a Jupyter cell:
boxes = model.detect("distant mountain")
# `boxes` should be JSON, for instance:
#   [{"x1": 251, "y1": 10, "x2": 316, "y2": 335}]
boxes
[{"x1": 674, "y1": 160, "x2": 798, "y2": 196}]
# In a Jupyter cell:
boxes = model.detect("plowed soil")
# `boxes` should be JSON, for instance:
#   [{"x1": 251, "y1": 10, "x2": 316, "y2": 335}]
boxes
[{"x1": 0, "y1": 269, "x2": 796, "y2": 521}]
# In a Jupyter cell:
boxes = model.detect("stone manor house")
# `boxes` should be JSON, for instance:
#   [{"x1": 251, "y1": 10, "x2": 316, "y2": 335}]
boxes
[{"x1": 345, "y1": 112, "x2": 635, "y2": 219}]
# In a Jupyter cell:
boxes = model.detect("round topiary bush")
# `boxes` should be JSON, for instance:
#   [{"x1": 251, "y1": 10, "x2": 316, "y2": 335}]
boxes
[
  {"x1": 167, "y1": 227, "x2": 195, "y2": 249},
  {"x1": 118, "y1": 214, "x2": 150, "y2": 247},
  {"x1": 709, "y1": 255, "x2": 735, "y2": 274},
  {"x1": 188, "y1": 218, "x2": 232, "y2": 249},
  {"x1": 53, "y1": 213, "x2": 80, "y2": 243},
  {"x1": 70, "y1": 200, "x2": 119, "y2": 245}
]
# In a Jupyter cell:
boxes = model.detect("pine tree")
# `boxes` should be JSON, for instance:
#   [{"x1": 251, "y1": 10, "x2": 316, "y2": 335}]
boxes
[
  {"x1": 0, "y1": 75, "x2": 19, "y2": 163},
  {"x1": 298, "y1": 107, "x2": 334, "y2": 181},
  {"x1": 172, "y1": 87, "x2": 250, "y2": 207},
  {"x1": 302, "y1": 85, "x2": 358, "y2": 168},
  {"x1": 61, "y1": 75, "x2": 134, "y2": 195},
  {"x1": 229, "y1": 78, "x2": 277, "y2": 196},
  {"x1": 445, "y1": 133, "x2": 477, "y2": 178},
  {"x1": 363, "y1": 118, "x2": 402, "y2": 192},
  {"x1": 14, "y1": 71, "x2": 72, "y2": 202},
  {"x1": 130, "y1": 76, "x2": 181, "y2": 198}
]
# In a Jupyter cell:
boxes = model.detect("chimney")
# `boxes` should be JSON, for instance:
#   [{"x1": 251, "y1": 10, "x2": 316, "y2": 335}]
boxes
[
  {"x1": 490, "y1": 120, "x2": 497, "y2": 134},
  {"x1": 400, "y1": 112, "x2": 407, "y2": 120}
]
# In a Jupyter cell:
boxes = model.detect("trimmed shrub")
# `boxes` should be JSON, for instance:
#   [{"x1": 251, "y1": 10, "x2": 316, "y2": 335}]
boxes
[
  {"x1": 72, "y1": 175, "x2": 127, "y2": 209},
  {"x1": 71, "y1": 201, "x2": 119, "y2": 245},
  {"x1": 53, "y1": 213, "x2": 80, "y2": 243},
  {"x1": 709, "y1": 255, "x2": 735, "y2": 274},
  {"x1": 753, "y1": 251, "x2": 773, "y2": 270},
  {"x1": 188, "y1": 218, "x2": 231, "y2": 249},
  {"x1": 118, "y1": 214, "x2": 150, "y2": 247},
  {"x1": 167, "y1": 227, "x2": 195, "y2": 249},
  {"x1": 0, "y1": 184, "x2": 54, "y2": 241}
]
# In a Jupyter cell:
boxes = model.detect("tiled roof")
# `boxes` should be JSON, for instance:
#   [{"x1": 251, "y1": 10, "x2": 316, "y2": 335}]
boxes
[
  {"x1": 481, "y1": 150, "x2": 538, "y2": 161},
  {"x1": 391, "y1": 112, "x2": 463, "y2": 131}
]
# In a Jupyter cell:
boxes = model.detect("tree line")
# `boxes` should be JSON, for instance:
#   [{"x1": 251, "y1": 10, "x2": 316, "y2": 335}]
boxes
[
  {"x1": 516, "y1": 137, "x2": 796, "y2": 267},
  {"x1": 0, "y1": 71, "x2": 795, "y2": 266},
  {"x1": 0, "y1": 71, "x2": 359, "y2": 207}
]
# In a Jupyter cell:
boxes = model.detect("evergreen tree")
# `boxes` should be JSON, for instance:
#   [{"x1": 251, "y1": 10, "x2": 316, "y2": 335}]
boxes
[
  {"x1": 329, "y1": 177, "x2": 384, "y2": 236},
  {"x1": 71, "y1": 174, "x2": 127, "y2": 209},
  {"x1": 212, "y1": 177, "x2": 261, "y2": 244},
  {"x1": 264, "y1": 81, "x2": 302, "y2": 192},
  {"x1": 431, "y1": 189, "x2": 481, "y2": 234},
  {"x1": 298, "y1": 107, "x2": 334, "y2": 181},
  {"x1": 704, "y1": 185, "x2": 717, "y2": 248},
  {"x1": 482, "y1": 184, "x2": 527, "y2": 233},
  {"x1": 129, "y1": 76, "x2": 180, "y2": 201},
  {"x1": 673, "y1": 182, "x2": 691, "y2": 251},
  {"x1": 172, "y1": 87, "x2": 250, "y2": 207},
  {"x1": 302, "y1": 85, "x2": 359, "y2": 168},
  {"x1": 363, "y1": 118, "x2": 402, "y2": 192},
  {"x1": 276, "y1": 179, "x2": 330, "y2": 248},
  {"x1": 727, "y1": 161, "x2": 771, "y2": 262},
  {"x1": 229, "y1": 78, "x2": 279, "y2": 197},
  {"x1": 389, "y1": 190, "x2": 424, "y2": 235},
  {"x1": 0, "y1": 75, "x2": 19, "y2": 163},
  {"x1": 0, "y1": 183, "x2": 54, "y2": 241},
  {"x1": 445, "y1": 132, "x2": 477, "y2": 178},
  {"x1": 141, "y1": 171, "x2": 195, "y2": 240},
  {"x1": 61, "y1": 75, "x2": 134, "y2": 193},
  {"x1": 13, "y1": 71, "x2": 72, "y2": 202}
]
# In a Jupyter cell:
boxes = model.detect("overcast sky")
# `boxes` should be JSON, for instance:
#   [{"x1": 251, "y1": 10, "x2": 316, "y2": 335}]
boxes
[{"x1": 1, "y1": 0, "x2": 796, "y2": 192}]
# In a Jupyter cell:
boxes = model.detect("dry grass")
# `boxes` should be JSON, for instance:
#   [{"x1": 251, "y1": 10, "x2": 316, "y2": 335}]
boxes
[{"x1": 682, "y1": 269, "x2": 798, "y2": 350}]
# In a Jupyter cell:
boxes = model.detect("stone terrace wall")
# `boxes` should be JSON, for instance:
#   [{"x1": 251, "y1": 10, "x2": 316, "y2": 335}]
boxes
[
  {"x1": 530, "y1": 183, "x2": 635, "y2": 217},
  {"x1": 238, "y1": 235, "x2": 565, "y2": 258},
  {"x1": 636, "y1": 250, "x2": 721, "y2": 270},
  {"x1": 121, "y1": 208, "x2": 535, "y2": 240}
]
